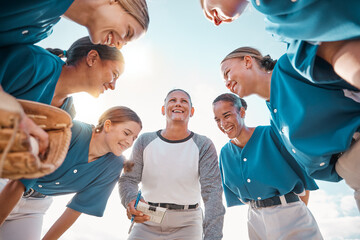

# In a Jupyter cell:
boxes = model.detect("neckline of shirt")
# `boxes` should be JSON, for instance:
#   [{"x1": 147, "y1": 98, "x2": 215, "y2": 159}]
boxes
[{"x1": 156, "y1": 130, "x2": 194, "y2": 143}]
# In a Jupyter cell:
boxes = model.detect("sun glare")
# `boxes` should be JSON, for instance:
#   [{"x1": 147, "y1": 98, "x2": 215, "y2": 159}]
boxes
[{"x1": 120, "y1": 42, "x2": 154, "y2": 79}]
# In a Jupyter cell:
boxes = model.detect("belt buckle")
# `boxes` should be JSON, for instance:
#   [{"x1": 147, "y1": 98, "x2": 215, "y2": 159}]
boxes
[
  {"x1": 23, "y1": 188, "x2": 35, "y2": 198},
  {"x1": 249, "y1": 201, "x2": 258, "y2": 209}
]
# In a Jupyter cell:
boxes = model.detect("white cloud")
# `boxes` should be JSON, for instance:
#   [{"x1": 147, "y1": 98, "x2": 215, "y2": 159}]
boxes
[
  {"x1": 341, "y1": 195, "x2": 358, "y2": 216},
  {"x1": 307, "y1": 190, "x2": 360, "y2": 240}
]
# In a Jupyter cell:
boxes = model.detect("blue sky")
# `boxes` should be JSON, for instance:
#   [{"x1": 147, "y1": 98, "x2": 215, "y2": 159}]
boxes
[{"x1": 37, "y1": 0, "x2": 360, "y2": 239}]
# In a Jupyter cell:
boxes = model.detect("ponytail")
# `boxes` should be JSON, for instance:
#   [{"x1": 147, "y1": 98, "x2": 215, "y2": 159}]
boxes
[{"x1": 46, "y1": 36, "x2": 124, "y2": 66}]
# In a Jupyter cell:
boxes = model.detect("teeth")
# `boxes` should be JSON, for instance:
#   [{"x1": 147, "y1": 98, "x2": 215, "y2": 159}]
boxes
[
  {"x1": 106, "y1": 33, "x2": 113, "y2": 45},
  {"x1": 173, "y1": 110, "x2": 183, "y2": 113},
  {"x1": 223, "y1": 126, "x2": 233, "y2": 133},
  {"x1": 231, "y1": 83, "x2": 236, "y2": 93}
]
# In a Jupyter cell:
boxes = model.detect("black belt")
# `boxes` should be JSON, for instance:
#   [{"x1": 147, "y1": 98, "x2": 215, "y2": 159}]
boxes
[
  {"x1": 23, "y1": 188, "x2": 46, "y2": 198},
  {"x1": 331, "y1": 136, "x2": 358, "y2": 163},
  {"x1": 249, "y1": 192, "x2": 299, "y2": 209},
  {"x1": 148, "y1": 202, "x2": 199, "y2": 210}
]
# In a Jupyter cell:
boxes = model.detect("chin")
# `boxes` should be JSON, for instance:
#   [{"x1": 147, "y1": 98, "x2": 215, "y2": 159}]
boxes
[
  {"x1": 113, "y1": 151, "x2": 123, "y2": 156},
  {"x1": 89, "y1": 91, "x2": 101, "y2": 98},
  {"x1": 226, "y1": 133, "x2": 234, "y2": 139},
  {"x1": 87, "y1": 30, "x2": 101, "y2": 45},
  {"x1": 236, "y1": 90, "x2": 245, "y2": 98},
  {"x1": 226, "y1": 131, "x2": 237, "y2": 139}
]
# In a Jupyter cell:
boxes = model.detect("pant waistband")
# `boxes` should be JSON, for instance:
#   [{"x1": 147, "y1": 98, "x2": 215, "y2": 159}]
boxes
[
  {"x1": 148, "y1": 202, "x2": 199, "y2": 210},
  {"x1": 249, "y1": 192, "x2": 299, "y2": 209},
  {"x1": 23, "y1": 188, "x2": 46, "y2": 198}
]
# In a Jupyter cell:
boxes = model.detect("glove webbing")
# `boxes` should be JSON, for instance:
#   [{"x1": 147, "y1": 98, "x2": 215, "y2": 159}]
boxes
[{"x1": 0, "y1": 116, "x2": 20, "y2": 177}]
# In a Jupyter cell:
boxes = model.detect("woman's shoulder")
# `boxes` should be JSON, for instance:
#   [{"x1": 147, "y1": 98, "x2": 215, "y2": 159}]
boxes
[
  {"x1": 0, "y1": 44, "x2": 63, "y2": 67},
  {"x1": 70, "y1": 121, "x2": 92, "y2": 139}
]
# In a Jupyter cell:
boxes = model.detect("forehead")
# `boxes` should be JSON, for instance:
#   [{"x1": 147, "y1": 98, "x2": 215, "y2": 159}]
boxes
[
  {"x1": 213, "y1": 100, "x2": 236, "y2": 113},
  {"x1": 221, "y1": 58, "x2": 241, "y2": 71},
  {"x1": 129, "y1": 19, "x2": 145, "y2": 41},
  {"x1": 166, "y1": 91, "x2": 191, "y2": 100},
  {"x1": 103, "y1": 59, "x2": 125, "y2": 72},
  {"x1": 220, "y1": 59, "x2": 233, "y2": 71},
  {"x1": 113, "y1": 120, "x2": 141, "y2": 132}
]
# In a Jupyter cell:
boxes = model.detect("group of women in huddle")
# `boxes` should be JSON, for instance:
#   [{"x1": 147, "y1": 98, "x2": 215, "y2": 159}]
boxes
[
  {"x1": 0, "y1": 0, "x2": 359, "y2": 239},
  {"x1": 201, "y1": 0, "x2": 360, "y2": 239}
]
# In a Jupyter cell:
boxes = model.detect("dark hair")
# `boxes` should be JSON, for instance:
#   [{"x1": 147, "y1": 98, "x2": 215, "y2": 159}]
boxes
[
  {"x1": 46, "y1": 36, "x2": 124, "y2": 66},
  {"x1": 95, "y1": 106, "x2": 142, "y2": 133},
  {"x1": 164, "y1": 89, "x2": 193, "y2": 106},
  {"x1": 213, "y1": 93, "x2": 247, "y2": 112},
  {"x1": 222, "y1": 47, "x2": 277, "y2": 71}
]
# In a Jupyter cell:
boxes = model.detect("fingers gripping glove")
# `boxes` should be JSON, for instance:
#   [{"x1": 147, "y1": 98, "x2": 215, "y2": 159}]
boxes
[{"x1": 0, "y1": 95, "x2": 72, "y2": 179}]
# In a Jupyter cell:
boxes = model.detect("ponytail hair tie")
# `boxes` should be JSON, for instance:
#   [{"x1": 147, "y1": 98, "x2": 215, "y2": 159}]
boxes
[{"x1": 63, "y1": 50, "x2": 67, "y2": 58}]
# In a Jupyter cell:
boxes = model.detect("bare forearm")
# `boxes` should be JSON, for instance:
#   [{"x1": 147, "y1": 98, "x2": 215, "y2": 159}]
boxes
[
  {"x1": 0, "y1": 180, "x2": 25, "y2": 225},
  {"x1": 42, "y1": 208, "x2": 81, "y2": 240}
]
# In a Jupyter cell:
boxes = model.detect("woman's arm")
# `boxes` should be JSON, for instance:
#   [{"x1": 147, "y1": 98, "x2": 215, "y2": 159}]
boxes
[
  {"x1": 42, "y1": 207, "x2": 81, "y2": 240},
  {"x1": 0, "y1": 88, "x2": 49, "y2": 154},
  {"x1": 0, "y1": 180, "x2": 25, "y2": 225}
]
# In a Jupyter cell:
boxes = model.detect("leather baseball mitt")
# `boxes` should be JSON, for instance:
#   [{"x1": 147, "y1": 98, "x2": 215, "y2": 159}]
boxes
[{"x1": 0, "y1": 94, "x2": 72, "y2": 179}]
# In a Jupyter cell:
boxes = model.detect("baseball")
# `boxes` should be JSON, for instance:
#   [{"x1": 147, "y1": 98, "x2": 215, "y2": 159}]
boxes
[{"x1": 29, "y1": 136, "x2": 39, "y2": 156}]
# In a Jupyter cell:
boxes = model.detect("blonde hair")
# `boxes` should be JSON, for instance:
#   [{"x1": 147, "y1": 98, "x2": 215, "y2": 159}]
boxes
[
  {"x1": 222, "y1": 47, "x2": 277, "y2": 71},
  {"x1": 119, "y1": 0, "x2": 149, "y2": 31}
]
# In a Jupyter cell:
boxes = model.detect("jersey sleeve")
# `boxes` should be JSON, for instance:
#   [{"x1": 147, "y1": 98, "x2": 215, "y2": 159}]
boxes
[
  {"x1": 0, "y1": 44, "x2": 63, "y2": 103},
  {"x1": 67, "y1": 156, "x2": 123, "y2": 217}
]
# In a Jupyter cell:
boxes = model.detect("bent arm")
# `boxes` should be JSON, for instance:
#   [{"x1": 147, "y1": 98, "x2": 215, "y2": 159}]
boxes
[
  {"x1": 0, "y1": 88, "x2": 49, "y2": 154},
  {"x1": 118, "y1": 135, "x2": 145, "y2": 207},
  {"x1": 0, "y1": 180, "x2": 25, "y2": 225},
  {"x1": 42, "y1": 207, "x2": 81, "y2": 240}
]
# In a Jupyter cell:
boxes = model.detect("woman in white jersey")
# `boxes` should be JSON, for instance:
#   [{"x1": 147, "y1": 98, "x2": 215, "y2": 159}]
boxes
[{"x1": 119, "y1": 89, "x2": 225, "y2": 240}]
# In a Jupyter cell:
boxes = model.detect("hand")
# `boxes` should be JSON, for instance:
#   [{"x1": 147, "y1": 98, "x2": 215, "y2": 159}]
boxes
[
  {"x1": 19, "y1": 114, "x2": 49, "y2": 156},
  {"x1": 126, "y1": 199, "x2": 150, "y2": 223}
]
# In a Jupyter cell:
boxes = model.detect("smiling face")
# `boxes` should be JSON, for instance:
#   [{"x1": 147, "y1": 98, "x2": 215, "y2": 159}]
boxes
[
  {"x1": 213, "y1": 100, "x2": 245, "y2": 139},
  {"x1": 87, "y1": 2, "x2": 145, "y2": 48},
  {"x1": 202, "y1": 0, "x2": 248, "y2": 26},
  {"x1": 162, "y1": 90, "x2": 194, "y2": 123},
  {"x1": 85, "y1": 52, "x2": 124, "y2": 98},
  {"x1": 104, "y1": 120, "x2": 141, "y2": 156},
  {"x1": 221, "y1": 57, "x2": 255, "y2": 98}
]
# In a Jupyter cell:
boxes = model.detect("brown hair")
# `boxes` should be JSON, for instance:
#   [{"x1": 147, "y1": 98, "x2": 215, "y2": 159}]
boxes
[
  {"x1": 222, "y1": 47, "x2": 277, "y2": 71},
  {"x1": 95, "y1": 106, "x2": 142, "y2": 133},
  {"x1": 47, "y1": 36, "x2": 124, "y2": 66}
]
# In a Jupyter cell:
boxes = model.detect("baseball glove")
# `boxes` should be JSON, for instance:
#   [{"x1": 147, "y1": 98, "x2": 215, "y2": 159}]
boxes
[{"x1": 0, "y1": 94, "x2": 72, "y2": 179}]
